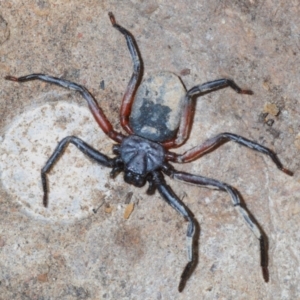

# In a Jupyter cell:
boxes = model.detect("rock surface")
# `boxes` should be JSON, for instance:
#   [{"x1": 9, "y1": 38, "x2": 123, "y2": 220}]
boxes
[{"x1": 0, "y1": 1, "x2": 299, "y2": 299}]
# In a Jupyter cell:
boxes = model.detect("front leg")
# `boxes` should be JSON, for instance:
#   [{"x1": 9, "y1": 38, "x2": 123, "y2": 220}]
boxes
[
  {"x1": 109, "y1": 12, "x2": 143, "y2": 134},
  {"x1": 164, "y1": 167, "x2": 269, "y2": 283},
  {"x1": 152, "y1": 171, "x2": 197, "y2": 292},
  {"x1": 42, "y1": 136, "x2": 115, "y2": 207}
]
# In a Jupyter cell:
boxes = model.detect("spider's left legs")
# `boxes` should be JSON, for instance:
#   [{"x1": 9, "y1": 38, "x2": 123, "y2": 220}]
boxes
[
  {"x1": 164, "y1": 167, "x2": 269, "y2": 283},
  {"x1": 167, "y1": 132, "x2": 293, "y2": 176},
  {"x1": 109, "y1": 12, "x2": 142, "y2": 134},
  {"x1": 163, "y1": 79, "x2": 253, "y2": 148},
  {"x1": 152, "y1": 171, "x2": 196, "y2": 292}
]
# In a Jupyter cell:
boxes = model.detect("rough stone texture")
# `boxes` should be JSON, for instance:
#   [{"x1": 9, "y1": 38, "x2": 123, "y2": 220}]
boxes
[{"x1": 0, "y1": 1, "x2": 299, "y2": 299}]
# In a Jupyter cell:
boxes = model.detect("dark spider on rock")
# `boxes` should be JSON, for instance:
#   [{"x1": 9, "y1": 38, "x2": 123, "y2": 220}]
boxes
[{"x1": 5, "y1": 12, "x2": 293, "y2": 292}]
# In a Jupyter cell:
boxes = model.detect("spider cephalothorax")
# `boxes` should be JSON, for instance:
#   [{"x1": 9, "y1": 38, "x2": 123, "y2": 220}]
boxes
[
  {"x1": 5, "y1": 12, "x2": 292, "y2": 292},
  {"x1": 117, "y1": 134, "x2": 165, "y2": 187}
]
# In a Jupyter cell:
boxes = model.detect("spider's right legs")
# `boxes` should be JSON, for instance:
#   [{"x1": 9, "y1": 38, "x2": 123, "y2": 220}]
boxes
[
  {"x1": 5, "y1": 74, "x2": 124, "y2": 143},
  {"x1": 109, "y1": 12, "x2": 143, "y2": 134},
  {"x1": 41, "y1": 136, "x2": 115, "y2": 207},
  {"x1": 165, "y1": 168, "x2": 269, "y2": 284},
  {"x1": 163, "y1": 79, "x2": 253, "y2": 148}
]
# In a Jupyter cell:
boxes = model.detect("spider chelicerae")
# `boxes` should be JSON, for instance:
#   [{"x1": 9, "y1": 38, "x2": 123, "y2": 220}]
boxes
[{"x1": 5, "y1": 12, "x2": 292, "y2": 292}]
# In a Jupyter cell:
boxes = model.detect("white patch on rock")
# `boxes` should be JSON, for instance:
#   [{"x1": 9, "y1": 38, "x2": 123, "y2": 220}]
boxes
[{"x1": 0, "y1": 102, "x2": 117, "y2": 222}]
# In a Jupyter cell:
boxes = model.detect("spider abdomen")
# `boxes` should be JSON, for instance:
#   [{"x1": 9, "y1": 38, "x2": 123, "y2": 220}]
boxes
[{"x1": 130, "y1": 71, "x2": 186, "y2": 143}]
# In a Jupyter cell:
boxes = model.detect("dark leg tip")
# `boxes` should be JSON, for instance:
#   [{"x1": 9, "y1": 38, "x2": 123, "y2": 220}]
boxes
[
  {"x1": 241, "y1": 89, "x2": 253, "y2": 95},
  {"x1": 178, "y1": 280, "x2": 185, "y2": 293},
  {"x1": 5, "y1": 75, "x2": 18, "y2": 81},
  {"x1": 108, "y1": 12, "x2": 116, "y2": 25},
  {"x1": 178, "y1": 261, "x2": 194, "y2": 292},
  {"x1": 282, "y1": 168, "x2": 293, "y2": 176},
  {"x1": 262, "y1": 266, "x2": 269, "y2": 282},
  {"x1": 43, "y1": 196, "x2": 48, "y2": 208}
]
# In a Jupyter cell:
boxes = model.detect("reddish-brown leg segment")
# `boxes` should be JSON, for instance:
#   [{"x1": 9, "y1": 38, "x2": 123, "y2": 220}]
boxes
[
  {"x1": 166, "y1": 132, "x2": 293, "y2": 176},
  {"x1": 5, "y1": 74, "x2": 125, "y2": 143},
  {"x1": 109, "y1": 12, "x2": 143, "y2": 134},
  {"x1": 163, "y1": 79, "x2": 253, "y2": 149}
]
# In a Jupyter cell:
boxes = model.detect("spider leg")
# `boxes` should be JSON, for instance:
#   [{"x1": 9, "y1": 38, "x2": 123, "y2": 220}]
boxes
[
  {"x1": 163, "y1": 79, "x2": 253, "y2": 148},
  {"x1": 41, "y1": 136, "x2": 115, "y2": 207},
  {"x1": 109, "y1": 12, "x2": 143, "y2": 134},
  {"x1": 166, "y1": 132, "x2": 293, "y2": 176},
  {"x1": 151, "y1": 171, "x2": 197, "y2": 292},
  {"x1": 5, "y1": 74, "x2": 124, "y2": 143},
  {"x1": 164, "y1": 167, "x2": 269, "y2": 283}
]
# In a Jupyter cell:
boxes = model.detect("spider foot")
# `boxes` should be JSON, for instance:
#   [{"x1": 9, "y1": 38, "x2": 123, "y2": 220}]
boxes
[
  {"x1": 262, "y1": 266, "x2": 269, "y2": 282},
  {"x1": 5, "y1": 75, "x2": 18, "y2": 81},
  {"x1": 108, "y1": 12, "x2": 116, "y2": 25},
  {"x1": 240, "y1": 89, "x2": 253, "y2": 95},
  {"x1": 43, "y1": 194, "x2": 48, "y2": 208},
  {"x1": 281, "y1": 167, "x2": 293, "y2": 176},
  {"x1": 178, "y1": 261, "x2": 193, "y2": 292}
]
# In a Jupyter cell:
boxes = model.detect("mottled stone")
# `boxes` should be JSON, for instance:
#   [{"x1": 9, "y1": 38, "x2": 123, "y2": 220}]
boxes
[
  {"x1": 130, "y1": 71, "x2": 186, "y2": 142},
  {"x1": 0, "y1": 1, "x2": 299, "y2": 299}
]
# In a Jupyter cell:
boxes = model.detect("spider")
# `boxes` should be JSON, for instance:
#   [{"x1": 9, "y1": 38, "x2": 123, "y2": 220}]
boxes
[{"x1": 5, "y1": 12, "x2": 292, "y2": 292}]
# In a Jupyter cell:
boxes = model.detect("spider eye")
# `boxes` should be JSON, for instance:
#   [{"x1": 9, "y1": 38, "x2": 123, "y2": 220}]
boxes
[{"x1": 124, "y1": 171, "x2": 145, "y2": 187}]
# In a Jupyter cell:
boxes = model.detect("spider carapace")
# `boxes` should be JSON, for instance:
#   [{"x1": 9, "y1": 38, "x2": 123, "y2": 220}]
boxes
[{"x1": 5, "y1": 12, "x2": 293, "y2": 292}]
